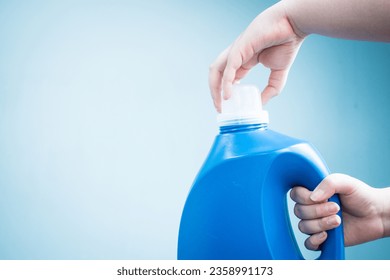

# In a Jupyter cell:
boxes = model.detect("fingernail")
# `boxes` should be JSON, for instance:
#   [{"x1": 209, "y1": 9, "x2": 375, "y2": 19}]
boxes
[
  {"x1": 318, "y1": 231, "x2": 326, "y2": 239},
  {"x1": 310, "y1": 188, "x2": 325, "y2": 202},
  {"x1": 327, "y1": 215, "x2": 341, "y2": 226},
  {"x1": 326, "y1": 203, "x2": 340, "y2": 214}
]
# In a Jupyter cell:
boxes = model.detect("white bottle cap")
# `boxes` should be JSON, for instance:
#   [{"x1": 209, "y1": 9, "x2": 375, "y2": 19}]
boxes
[{"x1": 217, "y1": 84, "x2": 269, "y2": 126}]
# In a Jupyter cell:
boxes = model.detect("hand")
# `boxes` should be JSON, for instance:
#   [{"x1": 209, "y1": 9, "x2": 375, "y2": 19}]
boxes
[
  {"x1": 290, "y1": 173, "x2": 389, "y2": 250},
  {"x1": 208, "y1": 1, "x2": 304, "y2": 112},
  {"x1": 208, "y1": 0, "x2": 390, "y2": 113}
]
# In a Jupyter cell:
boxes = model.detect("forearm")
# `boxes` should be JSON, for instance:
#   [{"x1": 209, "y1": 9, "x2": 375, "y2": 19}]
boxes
[{"x1": 283, "y1": 0, "x2": 390, "y2": 41}]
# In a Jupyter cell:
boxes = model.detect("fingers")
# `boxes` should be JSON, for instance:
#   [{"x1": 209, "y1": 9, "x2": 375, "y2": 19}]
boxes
[
  {"x1": 221, "y1": 47, "x2": 244, "y2": 101},
  {"x1": 294, "y1": 201, "x2": 340, "y2": 220},
  {"x1": 209, "y1": 32, "x2": 260, "y2": 111},
  {"x1": 310, "y1": 173, "x2": 357, "y2": 202},
  {"x1": 298, "y1": 215, "x2": 341, "y2": 235},
  {"x1": 209, "y1": 47, "x2": 230, "y2": 113},
  {"x1": 304, "y1": 232, "x2": 328, "y2": 251},
  {"x1": 291, "y1": 184, "x2": 341, "y2": 251},
  {"x1": 209, "y1": 50, "x2": 257, "y2": 111},
  {"x1": 261, "y1": 68, "x2": 289, "y2": 104},
  {"x1": 292, "y1": 174, "x2": 359, "y2": 205},
  {"x1": 290, "y1": 186, "x2": 316, "y2": 204},
  {"x1": 210, "y1": 52, "x2": 292, "y2": 110},
  {"x1": 208, "y1": 39, "x2": 244, "y2": 112},
  {"x1": 208, "y1": 67, "x2": 222, "y2": 113},
  {"x1": 234, "y1": 55, "x2": 259, "y2": 83}
]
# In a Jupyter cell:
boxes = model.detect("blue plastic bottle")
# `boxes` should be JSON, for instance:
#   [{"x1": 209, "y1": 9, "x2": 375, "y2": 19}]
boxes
[{"x1": 178, "y1": 84, "x2": 344, "y2": 260}]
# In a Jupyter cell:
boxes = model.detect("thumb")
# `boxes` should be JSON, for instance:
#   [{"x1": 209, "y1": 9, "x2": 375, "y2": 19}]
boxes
[
  {"x1": 261, "y1": 68, "x2": 289, "y2": 104},
  {"x1": 310, "y1": 173, "x2": 358, "y2": 202}
]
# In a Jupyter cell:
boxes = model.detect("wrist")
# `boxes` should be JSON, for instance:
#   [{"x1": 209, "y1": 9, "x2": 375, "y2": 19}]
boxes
[
  {"x1": 281, "y1": 0, "x2": 309, "y2": 39},
  {"x1": 379, "y1": 187, "x2": 390, "y2": 238}
]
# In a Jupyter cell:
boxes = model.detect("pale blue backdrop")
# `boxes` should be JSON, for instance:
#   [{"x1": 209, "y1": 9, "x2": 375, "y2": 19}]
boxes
[{"x1": 0, "y1": 0, "x2": 389, "y2": 259}]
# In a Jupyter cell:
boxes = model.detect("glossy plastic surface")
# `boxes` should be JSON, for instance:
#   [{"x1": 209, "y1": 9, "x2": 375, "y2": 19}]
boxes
[{"x1": 178, "y1": 125, "x2": 345, "y2": 260}]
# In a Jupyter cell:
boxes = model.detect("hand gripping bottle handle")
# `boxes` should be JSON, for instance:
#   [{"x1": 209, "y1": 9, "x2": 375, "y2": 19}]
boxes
[
  {"x1": 262, "y1": 147, "x2": 345, "y2": 260},
  {"x1": 219, "y1": 84, "x2": 345, "y2": 259}
]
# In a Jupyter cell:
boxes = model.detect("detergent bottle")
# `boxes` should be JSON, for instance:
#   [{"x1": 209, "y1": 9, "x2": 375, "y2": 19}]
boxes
[{"x1": 178, "y1": 84, "x2": 344, "y2": 260}]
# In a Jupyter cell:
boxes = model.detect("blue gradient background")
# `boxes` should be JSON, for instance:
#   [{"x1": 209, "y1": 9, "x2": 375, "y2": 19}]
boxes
[{"x1": 0, "y1": 0, "x2": 389, "y2": 259}]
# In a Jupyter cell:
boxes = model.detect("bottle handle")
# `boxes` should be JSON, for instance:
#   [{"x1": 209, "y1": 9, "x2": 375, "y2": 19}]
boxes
[{"x1": 262, "y1": 148, "x2": 345, "y2": 260}]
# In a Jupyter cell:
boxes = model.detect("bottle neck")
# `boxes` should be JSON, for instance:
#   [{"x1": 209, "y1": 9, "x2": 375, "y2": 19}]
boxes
[{"x1": 219, "y1": 122, "x2": 268, "y2": 134}]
